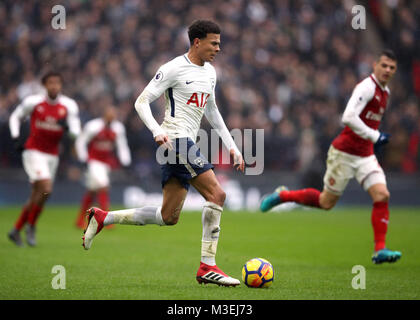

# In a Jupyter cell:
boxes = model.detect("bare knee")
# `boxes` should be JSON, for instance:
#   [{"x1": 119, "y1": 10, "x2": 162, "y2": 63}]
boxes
[
  {"x1": 39, "y1": 186, "x2": 52, "y2": 201},
  {"x1": 42, "y1": 189, "x2": 52, "y2": 198},
  {"x1": 319, "y1": 201, "x2": 335, "y2": 211},
  {"x1": 319, "y1": 191, "x2": 339, "y2": 210},
  {"x1": 161, "y1": 207, "x2": 182, "y2": 225},
  {"x1": 163, "y1": 216, "x2": 179, "y2": 225},
  {"x1": 206, "y1": 188, "x2": 226, "y2": 207},
  {"x1": 32, "y1": 182, "x2": 52, "y2": 204},
  {"x1": 372, "y1": 189, "x2": 390, "y2": 203}
]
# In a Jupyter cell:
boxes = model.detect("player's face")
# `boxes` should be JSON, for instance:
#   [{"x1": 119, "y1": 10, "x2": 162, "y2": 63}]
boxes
[
  {"x1": 373, "y1": 55, "x2": 397, "y2": 86},
  {"x1": 103, "y1": 107, "x2": 117, "y2": 123},
  {"x1": 197, "y1": 33, "x2": 220, "y2": 63},
  {"x1": 44, "y1": 76, "x2": 62, "y2": 99}
]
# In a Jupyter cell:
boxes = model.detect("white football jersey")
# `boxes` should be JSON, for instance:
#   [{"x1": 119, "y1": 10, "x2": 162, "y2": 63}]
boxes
[{"x1": 144, "y1": 54, "x2": 217, "y2": 141}]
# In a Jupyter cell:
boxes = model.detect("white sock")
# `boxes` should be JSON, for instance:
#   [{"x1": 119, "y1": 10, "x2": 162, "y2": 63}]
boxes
[
  {"x1": 201, "y1": 202, "x2": 223, "y2": 266},
  {"x1": 103, "y1": 206, "x2": 165, "y2": 226}
]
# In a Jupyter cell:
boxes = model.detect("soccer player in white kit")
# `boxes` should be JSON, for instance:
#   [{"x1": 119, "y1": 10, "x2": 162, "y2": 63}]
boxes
[
  {"x1": 82, "y1": 20, "x2": 245, "y2": 286},
  {"x1": 74, "y1": 106, "x2": 131, "y2": 229},
  {"x1": 8, "y1": 71, "x2": 81, "y2": 247},
  {"x1": 260, "y1": 50, "x2": 402, "y2": 264}
]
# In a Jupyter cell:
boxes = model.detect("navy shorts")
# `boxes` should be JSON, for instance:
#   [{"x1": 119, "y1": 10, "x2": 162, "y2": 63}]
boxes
[{"x1": 159, "y1": 137, "x2": 213, "y2": 191}]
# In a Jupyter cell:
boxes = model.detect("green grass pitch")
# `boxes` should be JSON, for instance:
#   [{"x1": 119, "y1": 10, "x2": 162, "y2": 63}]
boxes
[{"x1": 1, "y1": 205, "x2": 419, "y2": 300}]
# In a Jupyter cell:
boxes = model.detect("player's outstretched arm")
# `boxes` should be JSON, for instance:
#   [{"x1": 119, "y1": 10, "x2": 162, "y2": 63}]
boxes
[
  {"x1": 66, "y1": 99, "x2": 81, "y2": 139},
  {"x1": 230, "y1": 148, "x2": 245, "y2": 172},
  {"x1": 9, "y1": 95, "x2": 42, "y2": 139},
  {"x1": 341, "y1": 81, "x2": 381, "y2": 143},
  {"x1": 134, "y1": 90, "x2": 166, "y2": 138},
  {"x1": 135, "y1": 61, "x2": 178, "y2": 148},
  {"x1": 75, "y1": 122, "x2": 95, "y2": 163},
  {"x1": 115, "y1": 123, "x2": 132, "y2": 166},
  {"x1": 134, "y1": 90, "x2": 173, "y2": 150},
  {"x1": 9, "y1": 106, "x2": 24, "y2": 140}
]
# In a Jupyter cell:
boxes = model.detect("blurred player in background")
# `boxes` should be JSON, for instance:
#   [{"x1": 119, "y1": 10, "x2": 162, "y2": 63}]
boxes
[
  {"x1": 82, "y1": 20, "x2": 245, "y2": 286},
  {"x1": 74, "y1": 106, "x2": 131, "y2": 229},
  {"x1": 261, "y1": 50, "x2": 402, "y2": 264},
  {"x1": 8, "y1": 71, "x2": 81, "y2": 247}
]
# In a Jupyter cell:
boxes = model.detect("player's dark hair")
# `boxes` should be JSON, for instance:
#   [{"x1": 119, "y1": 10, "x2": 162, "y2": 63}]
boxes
[
  {"x1": 41, "y1": 71, "x2": 62, "y2": 84},
  {"x1": 188, "y1": 20, "x2": 220, "y2": 45},
  {"x1": 380, "y1": 49, "x2": 397, "y2": 61}
]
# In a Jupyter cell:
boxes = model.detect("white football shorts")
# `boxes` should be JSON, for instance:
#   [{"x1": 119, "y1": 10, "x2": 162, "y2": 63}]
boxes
[
  {"x1": 22, "y1": 149, "x2": 59, "y2": 183},
  {"x1": 323, "y1": 146, "x2": 386, "y2": 195},
  {"x1": 85, "y1": 159, "x2": 111, "y2": 190}
]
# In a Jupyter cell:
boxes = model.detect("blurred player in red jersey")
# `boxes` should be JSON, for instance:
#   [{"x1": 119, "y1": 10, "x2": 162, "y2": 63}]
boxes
[
  {"x1": 74, "y1": 106, "x2": 131, "y2": 229},
  {"x1": 260, "y1": 50, "x2": 402, "y2": 264},
  {"x1": 8, "y1": 71, "x2": 81, "y2": 247}
]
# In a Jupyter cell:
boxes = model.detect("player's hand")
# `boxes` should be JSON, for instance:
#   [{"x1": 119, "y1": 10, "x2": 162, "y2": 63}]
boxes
[
  {"x1": 57, "y1": 118, "x2": 68, "y2": 131},
  {"x1": 374, "y1": 132, "x2": 391, "y2": 151},
  {"x1": 155, "y1": 134, "x2": 173, "y2": 151},
  {"x1": 12, "y1": 138, "x2": 24, "y2": 154},
  {"x1": 230, "y1": 149, "x2": 245, "y2": 173},
  {"x1": 78, "y1": 159, "x2": 88, "y2": 171},
  {"x1": 121, "y1": 163, "x2": 133, "y2": 175}
]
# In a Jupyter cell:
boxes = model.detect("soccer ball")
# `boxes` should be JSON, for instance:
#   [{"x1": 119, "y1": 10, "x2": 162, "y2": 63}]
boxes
[{"x1": 242, "y1": 258, "x2": 274, "y2": 288}]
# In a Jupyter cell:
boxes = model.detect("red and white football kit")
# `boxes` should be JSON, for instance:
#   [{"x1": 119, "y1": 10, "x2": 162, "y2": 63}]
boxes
[
  {"x1": 9, "y1": 94, "x2": 81, "y2": 182},
  {"x1": 75, "y1": 118, "x2": 131, "y2": 190},
  {"x1": 264, "y1": 74, "x2": 395, "y2": 254},
  {"x1": 324, "y1": 74, "x2": 390, "y2": 195}
]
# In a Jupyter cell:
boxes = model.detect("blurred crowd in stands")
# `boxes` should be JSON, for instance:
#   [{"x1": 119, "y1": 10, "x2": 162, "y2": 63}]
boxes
[{"x1": 0, "y1": 0, "x2": 418, "y2": 184}]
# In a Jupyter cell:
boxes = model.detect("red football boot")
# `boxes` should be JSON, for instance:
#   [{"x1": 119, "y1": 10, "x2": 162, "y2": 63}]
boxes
[
  {"x1": 196, "y1": 262, "x2": 240, "y2": 287},
  {"x1": 82, "y1": 207, "x2": 108, "y2": 250}
]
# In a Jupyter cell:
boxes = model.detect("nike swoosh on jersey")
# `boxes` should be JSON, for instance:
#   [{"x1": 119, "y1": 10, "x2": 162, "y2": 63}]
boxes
[{"x1": 186, "y1": 81, "x2": 194, "y2": 84}]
